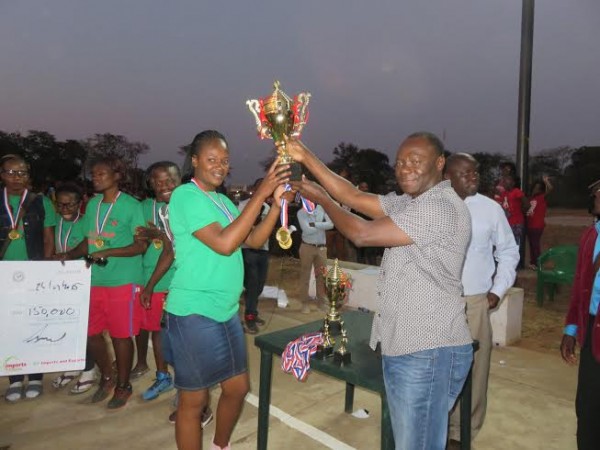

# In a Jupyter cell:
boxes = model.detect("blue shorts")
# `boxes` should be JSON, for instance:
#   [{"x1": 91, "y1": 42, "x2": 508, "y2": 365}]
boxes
[{"x1": 162, "y1": 312, "x2": 247, "y2": 390}]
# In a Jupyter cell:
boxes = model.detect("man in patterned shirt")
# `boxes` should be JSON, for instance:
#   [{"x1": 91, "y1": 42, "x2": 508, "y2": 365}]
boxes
[{"x1": 288, "y1": 132, "x2": 473, "y2": 450}]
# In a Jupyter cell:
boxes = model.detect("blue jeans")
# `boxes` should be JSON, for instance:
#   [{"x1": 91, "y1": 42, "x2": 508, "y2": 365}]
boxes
[
  {"x1": 242, "y1": 248, "x2": 269, "y2": 318},
  {"x1": 382, "y1": 344, "x2": 473, "y2": 450}
]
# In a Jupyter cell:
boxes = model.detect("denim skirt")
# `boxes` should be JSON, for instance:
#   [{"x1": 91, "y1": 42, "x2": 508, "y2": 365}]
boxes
[{"x1": 162, "y1": 312, "x2": 247, "y2": 390}]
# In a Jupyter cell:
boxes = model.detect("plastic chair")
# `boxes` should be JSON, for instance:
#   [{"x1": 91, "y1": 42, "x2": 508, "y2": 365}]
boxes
[{"x1": 536, "y1": 245, "x2": 578, "y2": 306}]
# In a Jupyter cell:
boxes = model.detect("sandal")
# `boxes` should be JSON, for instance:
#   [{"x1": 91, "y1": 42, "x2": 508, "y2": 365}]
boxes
[
  {"x1": 5, "y1": 382, "x2": 23, "y2": 403},
  {"x1": 25, "y1": 381, "x2": 43, "y2": 399},
  {"x1": 70, "y1": 369, "x2": 97, "y2": 395},
  {"x1": 52, "y1": 371, "x2": 80, "y2": 389}
]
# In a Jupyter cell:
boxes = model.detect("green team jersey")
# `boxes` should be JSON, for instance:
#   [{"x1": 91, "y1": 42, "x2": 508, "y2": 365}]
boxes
[
  {"x1": 83, "y1": 192, "x2": 145, "y2": 287},
  {"x1": 141, "y1": 198, "x2": 174, "y2": 292},
  {"x1": 166, "y1": 183, "x2": 243, "y2": 322},
  {"x1": 3, "y1": 194, "x2": 56, "y2": 261}
]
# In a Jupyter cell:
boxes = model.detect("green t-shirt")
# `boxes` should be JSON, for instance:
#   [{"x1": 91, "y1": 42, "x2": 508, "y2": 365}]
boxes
[
  {"x1": 141, "y1": 198, "x2": 174, "y2": 292},
  {"x1": 54, "y1": 213, "x2": 86, "y2": 253},
  {"x1": 166, "y1": 183, "x2": 243, "y2": 322},
  {"x1": 3, "y1": 194, "x2": 56, "y2": 261},
  {"x1": 83, "y1": 192, "x2": 145, "y2": 287}
]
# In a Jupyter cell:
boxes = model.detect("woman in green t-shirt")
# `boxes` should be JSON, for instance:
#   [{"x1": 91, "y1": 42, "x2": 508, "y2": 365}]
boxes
[{"x1": 164, "y1": 130, "x2": 289, "y2": 450}]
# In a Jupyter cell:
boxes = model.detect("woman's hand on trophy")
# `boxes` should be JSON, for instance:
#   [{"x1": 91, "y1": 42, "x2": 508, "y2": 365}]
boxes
[
  {"x1": 284, "y1": 137, "x2": 310, "y2": 163},
  {"x1": 291, "y1": 175, "x2": 330, "y2": 205},
  {"x1": 255, "y1": 159, "x2": 291, "y2": 200}
]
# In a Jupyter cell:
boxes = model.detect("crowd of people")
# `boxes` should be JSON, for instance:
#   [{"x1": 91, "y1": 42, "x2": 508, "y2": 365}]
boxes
[{"x1": 2, "y1": 125, "x2": 595, "y2": 450}]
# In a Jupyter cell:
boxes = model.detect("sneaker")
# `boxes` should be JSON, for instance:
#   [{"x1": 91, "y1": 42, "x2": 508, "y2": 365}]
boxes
[
  {"x1": 142, "y1": 371, "x2": 174, "y2": 401},
  {"x1": 201, "y1": 406, "x2": 214, "y2": 428},
  {"x1": 90, "y1": 375, "x2": 116, "y2": 403},
  {"x1": 24, "y1": 380, "x2": 43, "y2": 399},
  {"x1": 107, "y1": 383, "x2": 132, "y2": 409},
  {"x1": 5, "y1": 382, "x2": 23, "y2": 403},
  {"x1": 245, "y1": 319, "x2": 259, "y2": 335},
  {"x1": 168, "y1": 406, "x2": 214, "y2": 428},
  {"x1": 254, "y1": 316, "x2": 266, "y2": 326}
]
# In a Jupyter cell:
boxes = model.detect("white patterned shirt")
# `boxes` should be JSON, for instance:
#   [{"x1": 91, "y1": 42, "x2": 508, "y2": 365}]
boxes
[{"x1": 370, "y1": 180, "x2": 473, "y2": 356}]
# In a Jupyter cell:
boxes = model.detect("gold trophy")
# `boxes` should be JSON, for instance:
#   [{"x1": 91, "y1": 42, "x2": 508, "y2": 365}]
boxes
[
  {"x1": 246, "y1": 81, "x2": 311, "y2": 182},
  {"x1": 323, "y1": 259, "x2": 347, "y2": 336},
  {"x1": 333, "y1": 328, "x2": 351, "y2": 366},
  {"x1": 314, "y1": 320, "x2": 335, "y2": 360}
]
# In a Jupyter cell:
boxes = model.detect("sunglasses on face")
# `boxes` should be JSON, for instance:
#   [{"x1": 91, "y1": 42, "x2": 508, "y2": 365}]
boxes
[
  {"x1": 84, "y1": 255, "x2": 108, "y2": 267},
  {"x1": 1, "y1": 169, "x2": 29, "y2": 178}
]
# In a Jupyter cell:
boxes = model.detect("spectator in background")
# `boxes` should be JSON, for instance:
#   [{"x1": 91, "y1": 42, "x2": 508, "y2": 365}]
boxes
[
  {"x1": 526, "y1": 176, "x2": 553, "y2": 270},
  {"x1": 445, "y1": 153, "x2": 519, "y2": 447},
  {"x1": 498, "y1": 173, "x2": 529, "y2": 248},
  {"x1": 238, "y1": 178, "x2": 270, "y2": 334},
  {"x1": 560, "y1": 179, "x2": 600, "y2": 450},
  {"x1": 297, "y1": 202, "x2": 334, "y2": 314},
  {"x1": 1, "y1": 154, "x2": 56, "y2": 402}
]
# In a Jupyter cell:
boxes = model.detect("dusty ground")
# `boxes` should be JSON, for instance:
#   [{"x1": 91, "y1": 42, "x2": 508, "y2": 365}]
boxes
[{"x1": 267, "y1": 208, "x2": 590, "y2": 357}]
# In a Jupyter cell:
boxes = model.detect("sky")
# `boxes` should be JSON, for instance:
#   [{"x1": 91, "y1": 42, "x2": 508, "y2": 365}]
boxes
[{"x1": 1, "y1": 1, "x2": 599, "y2": 185}]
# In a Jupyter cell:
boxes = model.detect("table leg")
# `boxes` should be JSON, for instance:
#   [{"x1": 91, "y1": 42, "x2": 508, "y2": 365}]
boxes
[
  {"x1": 344, "y1": 382, "x2": 355, "y2": 413},
  {"x1": 380, "y1": 393, "x2": 395, "y2": 450},
  {"x1": 258, "y1": 350, "x2": 273, "y2": 450},
  {"x1": 459, "y1": 366, "x2": 473, "y2": 450}
]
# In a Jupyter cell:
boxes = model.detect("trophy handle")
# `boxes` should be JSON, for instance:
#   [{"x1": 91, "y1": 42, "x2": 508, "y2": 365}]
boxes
[
  {"x1": 246, "y1": 99, "x2": 272, "y2": 139},
  {"x1": 291, "y1": 92, "x2": 311, "y2": 137}
]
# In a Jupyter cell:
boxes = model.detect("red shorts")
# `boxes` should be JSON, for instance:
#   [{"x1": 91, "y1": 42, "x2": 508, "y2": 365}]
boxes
[
  {"x1": 88, "y1": 284, "x2": 141, "y2": 338},
  {"x1": 140, "y1": 292, "x2": 166, "y2": 332}
]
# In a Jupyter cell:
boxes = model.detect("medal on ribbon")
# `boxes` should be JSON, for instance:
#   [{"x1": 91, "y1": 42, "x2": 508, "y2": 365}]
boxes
[
  {"x1": 95, "y1": 192, "x2": 121, "y2": 248},
  {"x1": 3, "y1": 188, "x2": 27, "y2": 241},
  {"x1": 190, "y1": 178, "x2": 235, "y2": 223},
  {"x1": 152, "y1": 239, "x2": 163, "y2": 249},
  {"x1": 276, "y1": 184, "x2": 293, "y2": 249},
  {"x1": 56, "y1": 214, "x2": 80, "y2": 252}
]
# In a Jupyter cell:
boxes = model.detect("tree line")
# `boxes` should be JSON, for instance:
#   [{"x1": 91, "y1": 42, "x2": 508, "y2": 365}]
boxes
[{"x1": 1, "y1": 129, "x2": 598, "y2": 207}]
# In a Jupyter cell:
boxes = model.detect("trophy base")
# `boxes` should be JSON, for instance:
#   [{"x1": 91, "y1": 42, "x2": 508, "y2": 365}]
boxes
[
  {"x1": 278, "y1": 161, "x2": 302, "y2": 181},
  {"x1": 314, "y1": 345, "x2": 333, "y2": 360},
  {"x1": 333, "y1": 351, "x2": 351, "y2": 366}
]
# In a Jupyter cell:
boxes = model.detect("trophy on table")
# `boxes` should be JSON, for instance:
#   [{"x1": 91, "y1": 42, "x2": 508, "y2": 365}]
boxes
[
  {"x1": 314, "y1": 259, "x2": 352, "y2": 363},
  {"x1": 246, "y1": 81, "x2": 311, "y2": 182},
  {"x1": 246, "y1": 81, "x2": 311, "y2": 249}
]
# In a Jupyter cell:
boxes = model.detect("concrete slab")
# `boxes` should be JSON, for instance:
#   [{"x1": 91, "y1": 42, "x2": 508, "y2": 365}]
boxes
[{"x1": 0, "y1": 297, "x2": 579, "y2": 450}]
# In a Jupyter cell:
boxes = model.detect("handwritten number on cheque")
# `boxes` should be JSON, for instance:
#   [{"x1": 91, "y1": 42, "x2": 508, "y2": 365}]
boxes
[{"x1": 29, "y1": 305, "x2": 77, "y2": 318}]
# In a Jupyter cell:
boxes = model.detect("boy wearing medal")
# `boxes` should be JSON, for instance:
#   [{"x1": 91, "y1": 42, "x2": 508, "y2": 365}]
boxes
[
  {"x1": 60, "y1": 157, "x2": 147, "y2": 409},
  {"x1": 50, "y1": 183, "x2": 98, "y2": 394},
  {"x1": 1, "y1": 154, "x2": 56, "y2": 402},
  {"x1": 132, "y1": 161, "x2": 180, "y2": 400}
]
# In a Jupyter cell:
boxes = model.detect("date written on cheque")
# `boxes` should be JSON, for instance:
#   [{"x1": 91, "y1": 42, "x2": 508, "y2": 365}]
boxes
[{"x1": 34, "y1": 280, "x2": 84, "y2": 292}]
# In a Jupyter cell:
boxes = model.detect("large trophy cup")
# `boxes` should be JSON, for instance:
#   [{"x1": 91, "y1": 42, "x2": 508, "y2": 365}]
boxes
[
  {"x1": 246, "y1": 81, "x2": 311, "y2": 182},
  {"x1": 314, "y1": 259, "x2": 352, "y2": 365}
]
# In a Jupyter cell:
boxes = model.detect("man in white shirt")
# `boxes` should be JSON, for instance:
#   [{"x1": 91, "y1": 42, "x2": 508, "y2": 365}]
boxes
[
  {"x1": 297, "y1": 203, "x2": 334, "y2": 314},
  {"x1": 445, "y1": 153, "x2": 520, "y2": 446}
]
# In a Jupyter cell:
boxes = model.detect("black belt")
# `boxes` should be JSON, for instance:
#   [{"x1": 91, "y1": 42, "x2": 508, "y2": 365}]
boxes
[{"x1": 302, "y1": 242, "x2": 326, "y2": 248}]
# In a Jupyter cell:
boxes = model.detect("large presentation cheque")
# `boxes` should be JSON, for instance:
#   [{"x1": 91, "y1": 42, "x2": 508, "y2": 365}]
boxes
[{"x1": 0, "y1": 261, "x2": 91, "y2": 376}]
